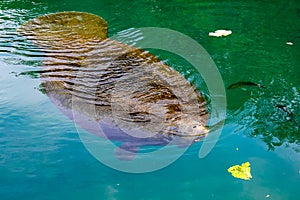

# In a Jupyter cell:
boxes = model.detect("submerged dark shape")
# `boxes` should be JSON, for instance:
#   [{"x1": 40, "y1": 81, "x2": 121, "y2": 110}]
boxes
[
  {"x1": 227, "y1": 81, "x2": 266, "y2": 89},
  {"x1": 17, "y1": 12, "x2": 209, "y2": 158}
]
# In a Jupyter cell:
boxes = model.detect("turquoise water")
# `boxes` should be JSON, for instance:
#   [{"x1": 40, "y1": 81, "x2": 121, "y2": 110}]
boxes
[{"x1": 1, "y1": 0, "x2": 300, "y2": 199}]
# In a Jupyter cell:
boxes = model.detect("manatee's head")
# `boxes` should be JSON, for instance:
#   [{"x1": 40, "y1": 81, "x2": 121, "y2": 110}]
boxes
[
  {"x1": 159, "y1": 98, "x2": 209, "y2": 139},
  {"x1": 110, "y1": 62, "x2": 209, "y2": 140},
  {"x1": 17, "y1": 11, "x2": 108, "y2": 49}
]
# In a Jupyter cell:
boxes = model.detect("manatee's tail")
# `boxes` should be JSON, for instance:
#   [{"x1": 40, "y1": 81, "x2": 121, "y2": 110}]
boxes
[{"x1": 17, "y1": 11, "x2": 108, "y2": 49}]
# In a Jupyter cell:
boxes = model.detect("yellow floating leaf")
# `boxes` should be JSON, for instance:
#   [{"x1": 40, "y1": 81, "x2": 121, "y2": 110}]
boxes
[
  {"x1": 209, "y1": 30, "x2": 232, "y2": 37},
  {"x1": 228, "y1": 162, "x2": 252, "y2": 180}
]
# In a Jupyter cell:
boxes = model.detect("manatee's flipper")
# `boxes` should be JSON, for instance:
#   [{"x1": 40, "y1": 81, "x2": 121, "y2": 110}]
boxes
[
  {"x1": 17, "y1": 11, "x2": 108, "y2": 48},
  {"x1": 114, "y1": 143, "x2": 139, "y2": 161}
]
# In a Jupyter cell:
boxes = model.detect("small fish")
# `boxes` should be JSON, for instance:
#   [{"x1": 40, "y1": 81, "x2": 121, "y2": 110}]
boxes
[
  {"x1": 227, "y1": 81, "x2": 266, "y2": 89},
  {"x1": 275, "y1": 104, "x2": 293, "y2": 117},
  {"x1": 275, "y1": 103, "x2": 298, "y2": 129}
]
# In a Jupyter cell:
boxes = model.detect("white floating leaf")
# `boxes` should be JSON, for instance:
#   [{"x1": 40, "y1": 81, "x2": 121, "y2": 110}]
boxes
[{"x1": 209, "y1": 30, "x2": 232, "y2": 37}]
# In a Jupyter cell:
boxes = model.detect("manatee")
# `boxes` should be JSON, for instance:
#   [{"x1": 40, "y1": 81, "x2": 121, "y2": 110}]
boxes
[{"x1": 17, "y1": 12, "x2": 209, "y2": 159}]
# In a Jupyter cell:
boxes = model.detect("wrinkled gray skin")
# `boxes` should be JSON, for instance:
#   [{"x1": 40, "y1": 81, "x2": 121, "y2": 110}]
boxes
[{"x1": 18, "y1": 12, "x2": 209, "y2": 158}]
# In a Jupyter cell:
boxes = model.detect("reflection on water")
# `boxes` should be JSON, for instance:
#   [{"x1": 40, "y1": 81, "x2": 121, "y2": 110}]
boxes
[{"x1": 227, "y1": 83, "x2": 300, "y2": 151}]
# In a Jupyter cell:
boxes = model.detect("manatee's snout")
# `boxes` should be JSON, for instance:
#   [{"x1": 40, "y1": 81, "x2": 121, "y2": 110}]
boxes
[
  {"x1": 192, "y1": 124, "x2": 209, "y2": 136},
  {"x1": 175, "y1": 118, "x2": 209, "y2": 137}
]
